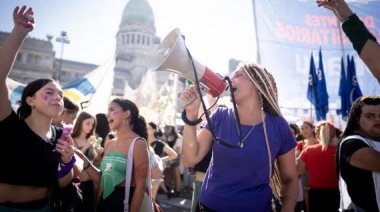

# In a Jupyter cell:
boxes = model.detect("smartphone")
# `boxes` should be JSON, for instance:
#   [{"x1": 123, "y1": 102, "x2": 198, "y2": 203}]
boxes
[{"x1": 60, "y1": 124, "x2": 73, "y2": 142}]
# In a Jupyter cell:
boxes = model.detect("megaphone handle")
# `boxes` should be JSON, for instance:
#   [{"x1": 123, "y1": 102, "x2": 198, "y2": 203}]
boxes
[{"x1": 178, "y1": 94, "x2": 196, "y2": 108}]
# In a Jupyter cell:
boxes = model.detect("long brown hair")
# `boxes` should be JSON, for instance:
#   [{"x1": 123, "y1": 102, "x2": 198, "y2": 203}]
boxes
[{"x1": 71, "y1": 111, "x2": 96, "y2": 139}]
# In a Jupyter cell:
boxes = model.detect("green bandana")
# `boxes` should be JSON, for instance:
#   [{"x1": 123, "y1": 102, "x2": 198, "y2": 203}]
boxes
[{"x1": 100, "y1": 152, "x2": 128, "y2": 199}]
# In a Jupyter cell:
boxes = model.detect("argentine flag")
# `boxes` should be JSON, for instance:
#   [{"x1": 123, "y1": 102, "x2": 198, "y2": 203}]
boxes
[
  {"x1": 6, "y1": 55, "x2": 115, "y2": 113},
  {"x1": 62, "y1": 56, "x2": 115, "y2": 106},
  {"x1": 7, "y1": 78, "x2": 26, "y2": 107}
]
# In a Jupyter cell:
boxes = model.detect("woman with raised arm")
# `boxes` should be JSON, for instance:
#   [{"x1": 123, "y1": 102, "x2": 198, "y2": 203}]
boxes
[
  {"x1": 180, "y1": 63, "x2": 298, "y2": 212},
  {"x1": 0, "y1": 5, "x2": 75, "y2": 212}
]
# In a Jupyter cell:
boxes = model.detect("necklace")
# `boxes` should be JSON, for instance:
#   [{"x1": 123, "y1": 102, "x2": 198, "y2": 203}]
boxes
[{"x1": 240, "y1": 124, "x2": 256, "y2": 143}]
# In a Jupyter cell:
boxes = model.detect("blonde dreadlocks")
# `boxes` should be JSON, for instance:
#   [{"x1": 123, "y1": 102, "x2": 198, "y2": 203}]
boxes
[{"x1": 242, "y1": 63, "x2": 283, "y2": 209}]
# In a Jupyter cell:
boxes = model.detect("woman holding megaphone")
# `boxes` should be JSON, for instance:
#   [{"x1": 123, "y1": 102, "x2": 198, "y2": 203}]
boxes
[{"x1": 180, "y1": 63, "x2": 298, "y2": 212}]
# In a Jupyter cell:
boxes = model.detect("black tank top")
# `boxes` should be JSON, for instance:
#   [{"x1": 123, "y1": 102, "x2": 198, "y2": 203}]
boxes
[
  {"x1": 0, "y1": 111, "x2": 60, "y2": 187},
  {"x1": 194, "y1": 150, "x2": 212, "y2": 173}
]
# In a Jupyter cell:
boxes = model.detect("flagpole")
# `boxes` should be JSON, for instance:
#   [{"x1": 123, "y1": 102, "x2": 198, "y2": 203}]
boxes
[
  {"x1": 310, "y1": 51, "x2": 313, "y2": 122},
  {"x1": 337, "y1": 20, "x2": 347, "y2": 73},
  {"x1": 310, "y1": 95, "x2": 313, "y2": 121},
  {"x1": 251, "y1": 0, "x2": 261, "y2": 65}
]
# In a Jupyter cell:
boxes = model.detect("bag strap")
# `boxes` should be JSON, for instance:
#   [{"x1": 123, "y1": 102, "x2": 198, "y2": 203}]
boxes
[
  {"x1": 146, "y1": 151, "x2": 154, "y2": 212},
  {"x1": 124, "y1": 137, "x2": 153, "y2": 212}
]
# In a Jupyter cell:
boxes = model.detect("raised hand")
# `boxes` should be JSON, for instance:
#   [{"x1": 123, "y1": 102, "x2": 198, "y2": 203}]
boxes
[
  {"x1": 13, "y1": 5, "x2": 35, "y2": 33},
  {"x1": 316, "y1": 0, "x2": 353, "y2": 22},
  {"x1": 179, "y1": 85, "x2": 202, "y2": 119},
  {"x1": 316, "y1": 0, "x2": 338, "y2": 9}
]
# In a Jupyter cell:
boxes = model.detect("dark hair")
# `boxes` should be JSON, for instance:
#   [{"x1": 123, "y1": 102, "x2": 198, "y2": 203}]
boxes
[
  {"x1": 149, "y1": 122, "x2": 157, "y2": 130},
  {"x1": 149, "y1": 122, "x2": 163, "y2": 138},
  {"x1": 138, "y1": 116, "x2": 148, "y2": 140},
  {"x1": 302, "y1": 121, "x2": 314, "y2": 129},
  {"x1": 289, "y1": 123, "x2": 300, "y2": 136},
  {"x1": 301, "y1": 121, "x2": 315, "y2": 137},
  {"x1": 289, "y1": 123, "x2": 303, "y2": 141},
  {"x1": 341, "y1": 95, "x2": 380, "y2": 138},
  {"x1": 335, "y1": 127, "x2": 342, "y2": 139},
  {"x1": 156, "y1": 129, "x2": 163, "y2": 138},
  {"x1": 336, "y1": 96, "x2": 380, "y2": 179},
  {"x1": 17, "y1": 78, "x2": 55, "y2": 120},
  {"x1": 95, "y1": 113, "x2": 110, "y2": 147},
  {"x1": 111, "y1": 98, "x2": 147, "y2": 140},
  {"x1": 165, "y1": 125, "x2": 179, "y2": 142},
  {"x1": 64, "y1": 96, "x2": 80, "y2": 113},
  {"x1": 71, "y1": 111, "x2": 96, "y2": 139}
]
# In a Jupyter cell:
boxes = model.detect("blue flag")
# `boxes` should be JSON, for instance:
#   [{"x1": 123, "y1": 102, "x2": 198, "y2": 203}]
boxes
[
  {"x1": 346, "y1": 55, "x2": 363, "y2": 111},
  {"x1": 316, "y1": 47, "x2": 329, "y2": 121},
  {"x1": 338, "y1": 56, "x2": 349, "y2": 120},
  {"x1": 307, "y1": 52, "x2": 318, "y2": 110}
]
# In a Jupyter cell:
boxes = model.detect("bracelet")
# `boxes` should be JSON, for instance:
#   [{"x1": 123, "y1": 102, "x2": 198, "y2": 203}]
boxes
[
  {"x1": 342, "y1": 14, "x2": 377, "y2": 55},
  {"x1": 181, "y1": 110, "x2": 202, "y2": 126},
  {"x1": 57, "y1": 155, "x2": 76, "y2": 178},
  {"x1": 83, "y1": 161, "x2": 92, "y2": 171}
]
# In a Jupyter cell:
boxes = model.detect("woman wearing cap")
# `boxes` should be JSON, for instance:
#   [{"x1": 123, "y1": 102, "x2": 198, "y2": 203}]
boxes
[{"x1": 180, "y1": 63, "x2": 298, "y2": 211}]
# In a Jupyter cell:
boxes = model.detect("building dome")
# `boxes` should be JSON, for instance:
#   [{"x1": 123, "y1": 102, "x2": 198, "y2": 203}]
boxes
[{"x1": 121, "y1": 0, "x2": 155, "y2": 27}]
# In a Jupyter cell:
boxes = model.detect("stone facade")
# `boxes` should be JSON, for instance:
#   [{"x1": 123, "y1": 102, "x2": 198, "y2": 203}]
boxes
[
  {"x1": 0, "y1": 0, "x2": 210, "y2": 123},
  {"x1": 0, "y1": 31, "x2": 96, "y2": 86}
]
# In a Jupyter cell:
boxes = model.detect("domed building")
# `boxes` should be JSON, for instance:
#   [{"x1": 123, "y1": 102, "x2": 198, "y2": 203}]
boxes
[
  {"x1": 113, "y1": 0, "x2": 161, "y2": 95},
  {"x1": 112, "y1": 0, "x2": 186, "y2": 125},
  {"x1": 0, "y1": 0, "x2": 186, "y2": 125}
]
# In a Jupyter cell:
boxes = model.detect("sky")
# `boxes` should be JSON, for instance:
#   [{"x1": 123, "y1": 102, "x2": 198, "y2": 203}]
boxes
[{"x1": 0, "y1": 0, "x2": 257, "y2": 76}]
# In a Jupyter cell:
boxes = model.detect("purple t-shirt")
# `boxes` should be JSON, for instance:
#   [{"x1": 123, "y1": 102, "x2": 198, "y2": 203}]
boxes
[{"x1": 200, "y1": 107, "x2": 296, "y2": 211}]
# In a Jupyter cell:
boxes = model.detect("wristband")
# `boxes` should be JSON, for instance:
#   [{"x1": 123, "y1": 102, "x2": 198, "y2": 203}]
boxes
[
  {"x1": 181, "y1": 110, "x2": 202, "y2": 126},
  {"x1": 57, "y1": 155, "x2": 76, "y2": 178},
  {"x1": 342, "y1": 14, "x2": 377, "y2": 55}
]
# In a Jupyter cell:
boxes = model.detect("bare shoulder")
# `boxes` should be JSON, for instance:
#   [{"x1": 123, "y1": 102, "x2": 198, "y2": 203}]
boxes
[{"x1": 134, "y1": 138, "x2": 148, "y2": 149}]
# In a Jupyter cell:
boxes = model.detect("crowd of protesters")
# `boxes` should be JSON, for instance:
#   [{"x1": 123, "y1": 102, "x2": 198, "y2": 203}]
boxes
[{"x1": 1, "y1": 0, "x2": 380, "y2": 211}]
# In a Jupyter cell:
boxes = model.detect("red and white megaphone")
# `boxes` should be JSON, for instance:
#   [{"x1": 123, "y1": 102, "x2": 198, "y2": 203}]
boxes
[{"x1": 148, "y1": 28, "x2": 228, "y2": 100}]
